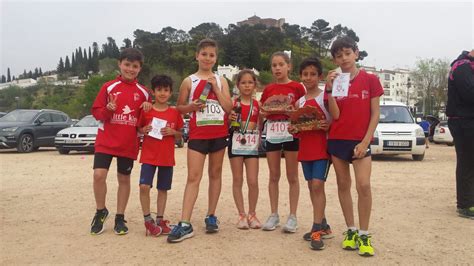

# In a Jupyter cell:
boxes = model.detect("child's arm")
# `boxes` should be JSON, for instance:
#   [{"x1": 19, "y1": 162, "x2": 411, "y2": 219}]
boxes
[
  {"x1": 325, "y1": 70, "x2": 340, "y2": 120},
  {"x1": 209, "y1": 76, "x2": 232, "y2": 113},
  {"x1": 91, "y1": 87, "x2": 116, "y2": 121},
  {"x1": 176, "y1": 78, "x2": 204, "y2": 114},
  {"x1": 353, "y1": 97, "x2": 380, "y2": 158}
]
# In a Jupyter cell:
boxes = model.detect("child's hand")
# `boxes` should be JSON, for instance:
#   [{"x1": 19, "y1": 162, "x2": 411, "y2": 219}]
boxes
[
  {"x1": 142, "y1": 124, "x2": 152, "y2": 134},
  {"x1": 207, "y1": 76, "x2": 218, "y2": 92},
  {"x1": 318, "y1": 120, "x2": 329, "y2": 131},
  {"x1": 106, "y1": 94, "x2": 118, "y2": 111},
  {"x1": 160, "y1": 127, "x2": 175, "y2": 136},
  {"x1": 229, "y1": 111, "x2": 237, "y2": 121},
  {"x1": 190, "y1": 99, "x2": 205, "y2": 112},
  {"x1": 140, "y1": 102, "x2": 153, "y2": 112},
  {"x1": 325, "y1": 70, "x2": 339, "y2": 90},
  {"x1": 352, "y1": 142, "x2": 369, "y2": 159}
]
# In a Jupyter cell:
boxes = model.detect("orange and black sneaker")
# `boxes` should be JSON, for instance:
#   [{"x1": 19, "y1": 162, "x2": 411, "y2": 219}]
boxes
[
  {"x1": 310, "y1": 231, "x2": 325, "y2": 250},
  {"x1": 304, "y1": 224, "x2": 334, "y2": 241}
]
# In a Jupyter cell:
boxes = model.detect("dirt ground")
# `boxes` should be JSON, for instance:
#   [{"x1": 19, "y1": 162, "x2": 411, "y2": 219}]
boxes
[{"x1": 1, "y1": 143, "x2": 473, "y2": 264}]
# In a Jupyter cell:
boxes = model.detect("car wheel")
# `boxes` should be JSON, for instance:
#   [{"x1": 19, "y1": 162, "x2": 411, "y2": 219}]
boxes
[
  {"x1": 447, "y1": 142, "x2": 454, "y2": 146},
  {"x1": 58, "y1": 149, "x2": 70, "y2": 154},
  {"x1": 17, "y1": 134, "x2": 35, "y2": 153},
  {"x1": 412, "y1": 153, "x2": 425, "y2": 161}
]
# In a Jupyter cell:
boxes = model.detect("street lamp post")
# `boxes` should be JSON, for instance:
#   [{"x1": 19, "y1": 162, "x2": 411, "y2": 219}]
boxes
[{"x1": 15, "y1": 96, "x2": 20, "y2": 109}]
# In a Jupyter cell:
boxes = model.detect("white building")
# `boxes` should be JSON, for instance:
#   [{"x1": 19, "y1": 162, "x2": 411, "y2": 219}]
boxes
[
  {"x1": 217, "y1": 65, "x2": 260, "y2": 81},
  {"x1": 0, "y1": 78, "x2": 38, "y2": 89},
  {"x1": 362, "y1": 66, "x2": 417, "y2": 108}
]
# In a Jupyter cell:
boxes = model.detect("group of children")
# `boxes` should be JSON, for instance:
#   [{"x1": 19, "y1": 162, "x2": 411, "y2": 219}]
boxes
[{"x1": 89, "y1": 36, "x2": 383, "y2": 257}]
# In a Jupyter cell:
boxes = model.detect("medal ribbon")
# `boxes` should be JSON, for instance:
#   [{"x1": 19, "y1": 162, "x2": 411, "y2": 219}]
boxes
[{"x1": 240, "y1": 98, "x2": 253, "y2": 134}]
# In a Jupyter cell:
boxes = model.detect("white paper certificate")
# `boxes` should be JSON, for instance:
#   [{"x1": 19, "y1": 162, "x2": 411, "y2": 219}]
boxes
[
  {"x1": 148, "y1": 117, "x2": 167, "y2": 140},
  {"x1": 332, "y1": 73, "x2": 350, "y2": 97}
]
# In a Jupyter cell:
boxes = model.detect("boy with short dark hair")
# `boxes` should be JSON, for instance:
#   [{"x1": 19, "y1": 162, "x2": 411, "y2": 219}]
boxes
[
  {"x1": 326, "y1": 36, "x2": 383, "y2": 256},
  {"x1": 90, "y1": 47, "x2": 152, "y2": 235},
  {"x1": 137, "y1": 74, "x2": 184, "y2": 237}
]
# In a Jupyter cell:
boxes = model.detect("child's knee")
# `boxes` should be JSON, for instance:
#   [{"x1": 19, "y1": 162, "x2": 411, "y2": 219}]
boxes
[
  {"x1": 356, "y1": 182, "x2": 371, "y2": 196},
  {"x1": 139, "y1": 184, "x2": 151, "y2": 193},
  {"x1": 311, "y1": 181, "x2": 325, "y2": 193},
  {"x1": 93, "y1": 172, "x2": 107, "y2": 183}
]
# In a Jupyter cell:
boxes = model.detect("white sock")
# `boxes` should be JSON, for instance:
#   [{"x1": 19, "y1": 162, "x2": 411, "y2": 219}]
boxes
[
  {"x1": 359, "y1": 230, "x2": 369, "y2": 236},
  {"x1": 348, "y1": 226, "x2": 357, "y2": 232}
]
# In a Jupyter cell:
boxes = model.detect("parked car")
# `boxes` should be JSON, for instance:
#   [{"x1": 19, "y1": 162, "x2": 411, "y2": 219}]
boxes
[
  {"x1": 0, "y1": 112, "x2": 6, "y2": 118},
  {"x1": 182, "y1": 118, "x2": 190, "y2": 143},
  {"x1": 370, "y1": 101, "x2": 426, "y2": 161},
  {"x1": 0, "y1": 109, "x2": 72, "y2": 152},
  {"x1": 433, "y1": 121, "x2": 454, "y2": 146},
  {"x1": 55, "y1": 115, "x2": 98, "y2": 154}
]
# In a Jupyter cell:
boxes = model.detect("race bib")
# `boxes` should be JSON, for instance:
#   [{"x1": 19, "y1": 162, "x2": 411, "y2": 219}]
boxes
[
  {"x1": 196, "y1": 99, "x2": 225, "y2": 126},
  {"x1": 266, "y1": 120, "x2": 293, "y2": 144},
  {"x1": 232, "y1": 131, "x2": 259, "y2": 155}
]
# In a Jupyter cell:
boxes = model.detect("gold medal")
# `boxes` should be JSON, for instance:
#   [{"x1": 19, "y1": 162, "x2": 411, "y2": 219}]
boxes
[{"x1": 240, "y1": 137, "x2": 247, "y2": 145}]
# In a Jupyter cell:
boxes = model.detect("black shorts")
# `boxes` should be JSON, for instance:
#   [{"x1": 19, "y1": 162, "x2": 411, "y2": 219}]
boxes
[
  {"x1": 188, "y1": 137, "x2": 228, "y2": 154},
  {"x1": 327, "y1": 140, "x2": 371, "y2": 163},
  {"x1": 228, "y1": 132, "x2": 259, "y2": 159},
  {"x1": 265, "y1": 138, "x2": 299, "y2": 152},
  {"x1": 424, "y1": 132, "x2": 429, "y2": 138},
  {"x1": 93, "y1": 152, "x2": 134, "y2": 175}
]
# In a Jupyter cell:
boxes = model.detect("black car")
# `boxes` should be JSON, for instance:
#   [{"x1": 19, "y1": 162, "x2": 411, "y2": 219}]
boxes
[{"x1": 0, "y1": 109, "x2": 72, "y2": 152}]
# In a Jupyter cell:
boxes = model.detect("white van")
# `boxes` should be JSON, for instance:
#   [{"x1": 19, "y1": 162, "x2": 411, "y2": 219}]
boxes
[{"x1": 370, "y1": 101, "x2": 426, "y2": 161}]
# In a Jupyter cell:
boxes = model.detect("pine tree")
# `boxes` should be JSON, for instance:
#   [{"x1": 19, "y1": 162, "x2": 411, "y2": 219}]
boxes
[
  {"x1": 12, "y1": 75, "x2": 16, "y2": 81},
  {"x1": 1, "y1": 75, "x2": 6, "y2": 83},
  {"x1": 39, "y1": 68, "x2": 43, "y2": 76},
  {"x1": 23, "y1": 70, "x2": 27, "y2": 79},
  {"x1": 65, "y1": 56, "x2": 71, "y2": 71},
  {"x1": 7, "y1": 68, "x2": 11, "y2": 82},
  {"x1": 28, "y1": 70, "x2": 33, "y2": 79},
  {"x1": 71, "y1": 53, "x2": 76, "y2": 74},
  {"x1": 34, "y1": 68, "x2": 39, "y2": 79}
]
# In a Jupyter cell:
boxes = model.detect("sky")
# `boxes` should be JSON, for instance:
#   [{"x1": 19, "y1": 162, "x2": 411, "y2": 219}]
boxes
[{"x1": 1, "y1": 0, "x2": 473, "y2": 77}]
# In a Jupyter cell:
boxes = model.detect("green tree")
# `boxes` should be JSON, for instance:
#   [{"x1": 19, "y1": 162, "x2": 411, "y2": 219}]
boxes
[
  {"x1": 310, "y1": 19, "x2": 333, "y2": 57},
  {"x1": 7, "y1": 68, "x2": 11, "y2": 82},
  {"x1": 1, "y1": 75, "x2": 5, "y2": 83},
  {"x1": 64, "y1": 56, "x2": 71, "y2": 71}
]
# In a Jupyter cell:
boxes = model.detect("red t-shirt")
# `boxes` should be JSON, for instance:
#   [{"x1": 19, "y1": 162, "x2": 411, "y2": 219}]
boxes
[
  {"x1": 328, "y1": 70, "x2": 384, "y2": 141},
  {"x1": 260, "y1": 81, "x2": 306, "y2": 120},
  {"x1": 296, "y1": 95, "x2": 330, "y2": 161},
  {"x1": 236, "y1": 99, "x2": 259, "y2": 124},
  {"x1": 188, "y1": 74, "x2": 229, "y2": 140},
  {"x1": 92, "y1": 76, "x2": 151, "y2": 160},
  {"x1": 138, "y1": 107, "x2": 184, "y2": 166}
]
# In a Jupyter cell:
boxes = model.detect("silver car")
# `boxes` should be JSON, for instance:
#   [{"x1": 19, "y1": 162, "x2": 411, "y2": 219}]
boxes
[{"x1": 55, "y1": 115, "x2": 98, "y2": 154}]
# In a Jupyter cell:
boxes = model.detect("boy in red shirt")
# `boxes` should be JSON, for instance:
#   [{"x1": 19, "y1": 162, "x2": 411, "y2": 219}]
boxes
[
  {"x1": 137, "y1": 75, "x2": 184, "y2": 237},
  {"x1": 326, "y1": 37, "x2": 383, "y2": 256},
  {"x1": 90, "y1": 48, "x2": 152, "y2": 236},
  {"x1": 289, "y1": 57, "x2": 340, "y2": 250}
]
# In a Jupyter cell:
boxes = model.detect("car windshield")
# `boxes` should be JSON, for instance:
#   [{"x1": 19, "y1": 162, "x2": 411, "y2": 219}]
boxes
[
  {"x1": 379, "y1": 106, "x2": 414, "y2": 123},
  {"x1": 74, "y1": 116, "x2": 99, "y2": 127},
  {"x1": 0, "y1": 110, "x2": 38, "y2": 122}
]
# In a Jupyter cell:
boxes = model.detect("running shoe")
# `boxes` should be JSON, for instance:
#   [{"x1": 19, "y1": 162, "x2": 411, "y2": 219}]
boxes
[
  {"x1": 282, "y1": 214, "x2": 297, "y2": 233},
  {"x1": 237, "y1": 213, "x2": 249, "y2": 229},
  {"x1": 248, "y1": 213, "x2": 262, "y2": 229},
  {"x1": 304, "y1": 224, "x2": 334, "y2": 241},
  {"x1": 357, "y1": 234, "x2": 375, "y2": 256},
  {"x1": 457, "y1": 207, "x2": 474, "y2": 219},
  {"x1": 167, "y1": 222, "x2": 194, "y2": 243},
  {"x1": 144, "y1": 219, "x2": 162, "y2": 237},
  {"x1": 342, "y1": 229, "x2": 358, "y2": 250},
  {"x1": 114, "y1": 216, "x2": 128, "y2": 235},
  {"x1": 90, "y1": 208, "x2": 109, "y2": 235},
  {"x1": 157, "y1": 219, "x2": 172, "y2": 235},
  {"x1": 262, "y1": 213, "x2": 280, "y2": 231},
  {"x1": 310, "y1": 230, "x2": 325, "y2": 250},
  {"x1": 205, "y1": 215, "x2": 219, "y2": 233}
]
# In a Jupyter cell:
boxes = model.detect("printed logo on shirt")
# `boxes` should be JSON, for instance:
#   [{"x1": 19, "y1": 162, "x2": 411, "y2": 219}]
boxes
[
  {"x1": 111, "y1": 105, "x2": 138, "y2": 126},
  {"x1": 362, "y1": 90, "x2": 369, "y2": 99},
  {"x1": 134, "y1": 92, "x2": 140, "y2": 101},
  {"x1": 288, "y1": 93, "x2": 295, "y2": 102}
]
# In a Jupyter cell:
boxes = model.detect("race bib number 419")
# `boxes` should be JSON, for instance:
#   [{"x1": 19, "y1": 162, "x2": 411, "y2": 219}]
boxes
[
  {"x1": 196, "y1": 99, "x2": 225, "y2": 126},
  {"x1": 266, "y1": 120, "x2": 293, "y2": 144}
]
